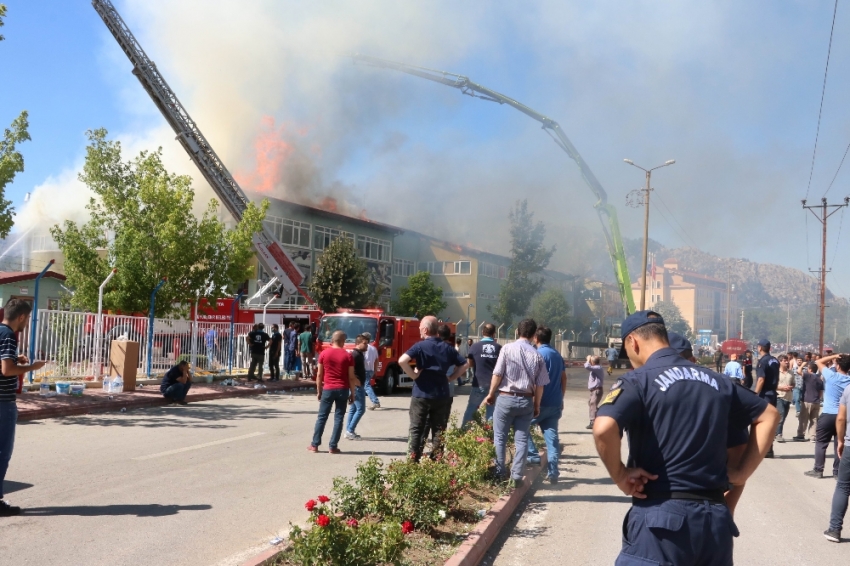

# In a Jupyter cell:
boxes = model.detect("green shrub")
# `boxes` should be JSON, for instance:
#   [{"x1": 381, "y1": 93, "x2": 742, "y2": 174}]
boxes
[
  {"x1": 385, "y1": 457, "x2": 458, "y2": 529},
  {"x1": 332, "y1": 457, "x2": 390, "y2": 519},
  {"x1": 289, "y1": 495, "x2": 407, "y2": 566}
]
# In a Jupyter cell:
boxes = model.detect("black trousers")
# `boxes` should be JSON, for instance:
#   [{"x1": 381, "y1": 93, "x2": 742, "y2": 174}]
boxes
[
  {"x1": 269, "y1": 351, "x2": 281, "y2": 380},
  {"x1": 408, "y1": 396, "x2": 452, "y2": 461},
  {"x1": 814, "y1": 412, "x2": 840, "y2": 475},
  {"x1": 248, "y1": 353, "x2": 265, "y2": 381}
]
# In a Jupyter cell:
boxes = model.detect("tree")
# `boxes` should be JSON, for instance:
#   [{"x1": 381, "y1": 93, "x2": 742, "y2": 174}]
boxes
[
  {"x1": 309, "y1": 236, "x2": 371, "y2": 313},
  {"x1": 0, "y1": 5, "x2": 29, "y2": 238},
  {"x1": 490, "y1": 200, "x2": 555, "y2": 325},
  {"x1": 529, "y1": 288, "x2": 571, "y2": 330},
  {"x1": 50, "y1": 129, "x2": 266, "y2": 317},
  {"x1": 391, "y1": 271, "x2": 447, "y2": 317},
  {"x1": 653, "y1": 300, "x2": 693, "y2": 338}
]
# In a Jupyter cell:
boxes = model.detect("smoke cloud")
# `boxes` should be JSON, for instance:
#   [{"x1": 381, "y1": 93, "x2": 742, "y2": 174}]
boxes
[{"x1": 13, "y1": 1, "x2": 850, "y2": 289}]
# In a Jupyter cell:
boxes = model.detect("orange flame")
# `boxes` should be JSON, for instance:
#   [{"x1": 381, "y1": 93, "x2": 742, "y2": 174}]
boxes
[
  {"x1": 235, "y1": 116, "x2": 294, "y2": 193},
  {"x1": 321, "y1": 197, "x2": 338, "y2": 213}
]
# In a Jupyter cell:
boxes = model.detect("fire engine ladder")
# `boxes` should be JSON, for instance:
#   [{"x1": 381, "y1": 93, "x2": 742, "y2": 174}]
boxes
[
  {"x1": 350, "y1": 53, "x2": 636, "y2": 316},
  {"x1": 92, "y1": 0, "x2": 308, "y2": 300}
]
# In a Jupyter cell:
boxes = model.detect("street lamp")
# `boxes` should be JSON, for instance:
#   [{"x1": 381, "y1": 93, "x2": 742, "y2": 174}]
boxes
[
  {"x1": 624, "y1": 158, "x2": 676, "y2": 310},
  {"x1": 466, "y1": 303, "x2": 475, "y2": 337}
]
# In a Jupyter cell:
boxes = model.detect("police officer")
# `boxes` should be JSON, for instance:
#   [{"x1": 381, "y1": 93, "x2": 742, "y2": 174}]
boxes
[
  {"x1": 593, "y1": 311, "x2": 779, "y2": 565},
  {"x1": 754, "y1": 339, "x2": 779, "y2": 458}
]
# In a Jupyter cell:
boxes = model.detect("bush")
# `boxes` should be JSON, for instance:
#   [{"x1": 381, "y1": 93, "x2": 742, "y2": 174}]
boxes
[
  {"x1": 443, "y1": 416, "x2": 496, "y2": 488},
  {"x1": 289, "y1": 495, "x2": 407, "y2": 566},
  {"x1": 332, "y1": 457, "x2": 390, "y2": 519},
  {"x1": 385, "y1": 457, "x2": 459, "y2": 529}
]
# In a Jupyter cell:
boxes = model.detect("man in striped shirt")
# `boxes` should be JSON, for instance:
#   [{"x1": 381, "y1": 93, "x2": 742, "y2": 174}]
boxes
[
  {"x1": 485, "y1": 319, "x2": 549, "y2": 485},
  {"x1": 0, "y1": 299, "x2": 46, "y2": 516}
]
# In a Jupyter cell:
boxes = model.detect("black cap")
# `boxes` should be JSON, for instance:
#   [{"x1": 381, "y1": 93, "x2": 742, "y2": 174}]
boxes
[
  {"x1": 757, "y1": 339, "x2": 770, "y2": 349},
  {"x1": 667, "y1": 331, "x2": 692, "y2": 355},
  {"x1": 620, "y1": 310, "x2": 665, "y2": 357}
]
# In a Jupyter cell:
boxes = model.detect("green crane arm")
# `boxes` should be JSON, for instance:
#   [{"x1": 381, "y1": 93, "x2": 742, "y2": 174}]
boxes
[{"x1": 350, "y1": 53, "x2": 635, "y2": 316}]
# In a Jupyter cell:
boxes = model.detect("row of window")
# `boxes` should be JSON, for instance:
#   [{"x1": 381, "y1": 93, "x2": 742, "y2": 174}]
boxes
[
  {"x1": 480, "y1": 262, "x2": 508, "y2": 280},
  {"x1": 263, "y1": 215, "x2": 392, "y2": 263},
  {"x1": 478, "y1": 293, "x2": 498, "y2": 300},
  {"x1": 416, "y1": 261, "x2": 472, "y2": 276},
  {"x1": 444, "y1": 291, "x2": 471, "y2": 299},
  {"x1": 650, "y1": 294, "x2": 662, "y2": 302}
]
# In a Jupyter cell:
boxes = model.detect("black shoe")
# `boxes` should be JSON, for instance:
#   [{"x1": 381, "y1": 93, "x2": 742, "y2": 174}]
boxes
[
  {"x1": 824, "y1": 529, "x2": 841, "y2": 542},
  {"x1": 0, "y1": 500, "x2": 21, "y2": 516},
  {"x1": 804, "y1": 469, "x2": 824, "y2": 479},
  {"x1": 585, "y1": 422, "x2": 593, "y2": 430},
  {"x1": 765, "y1": 450, "x2": 774, "y2": 458},
  {"x1": 792, "y1": 436, "x2": 806, "y2": 441},
  {"x1": 546, "y1": 475, "x2": 559, "y2": 485}
]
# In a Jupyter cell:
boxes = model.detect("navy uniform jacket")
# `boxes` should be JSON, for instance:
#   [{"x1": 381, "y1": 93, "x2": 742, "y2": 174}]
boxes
[
  {"x1": 756, "y1": 354, "x2": 779, "y2": 398},
  {"x1": 597, "y1": 347, "x2": 767, "y2": 496}
]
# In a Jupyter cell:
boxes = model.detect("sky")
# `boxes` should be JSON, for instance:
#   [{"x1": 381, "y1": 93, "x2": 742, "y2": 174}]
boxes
[{"x1": 3, "y1": 1, "x2": 850, "y2": 298}]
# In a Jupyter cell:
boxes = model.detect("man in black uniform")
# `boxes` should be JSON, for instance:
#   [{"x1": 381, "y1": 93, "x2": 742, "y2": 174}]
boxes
[
  {"x1": 268, "y1": 324, "x2": 283, "y2": 381},
  {"x1": 593, "y1": 311, "x2": 778, "y2": 565},
  {"x1": 246, "y1": 323, "x2": 270, "y2": 381},
  {"x1": 754, "y1": 339, "x2": 779, "y2": 458}
]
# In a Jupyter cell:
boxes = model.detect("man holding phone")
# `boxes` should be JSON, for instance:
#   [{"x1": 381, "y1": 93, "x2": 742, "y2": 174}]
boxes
[{"x1": 0, "y1": 299, "x2": 46, "y2": 516}]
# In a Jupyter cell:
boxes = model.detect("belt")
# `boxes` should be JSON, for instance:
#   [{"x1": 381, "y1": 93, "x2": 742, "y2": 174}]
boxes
[
  {"x1": 499, "y1": 391, "x2": 533, "y2": 397},
  {"x1": 634, "y1": 489, "x2": 726, "y2": 505}
]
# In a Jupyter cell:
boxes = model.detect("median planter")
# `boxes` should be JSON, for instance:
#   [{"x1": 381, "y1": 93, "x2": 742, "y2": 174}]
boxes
[{"x1": 242, "y1": 412, "x2": 545, "y2": 566}]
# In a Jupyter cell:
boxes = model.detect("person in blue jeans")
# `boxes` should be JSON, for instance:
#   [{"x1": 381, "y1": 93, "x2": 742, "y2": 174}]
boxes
[
  {"x1": 361, "y1": 332, "x2": 381, "y2": 409},
  {"x1": 161, "y1": 361, "x2": 192, "y2": 404},
  {"x1": 527, "y1": 326, "x2": 567, "y2": 483},
  {"x1": 824, "y1": 384, "x2": 850, "y2": 542},
  {"x1": 345, "y1": 335, "x2": 369, "y2": 439},
  {"x1": 309, "y1": 331, "x2": 355, "y2": 453},
  {"x1": 462, "y1": 324, "x2": 501, "y2": 427}
]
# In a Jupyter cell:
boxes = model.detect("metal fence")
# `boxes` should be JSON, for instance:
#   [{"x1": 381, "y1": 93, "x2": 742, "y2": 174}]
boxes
[{"x1": 23, "y1": 309, "x2": 256, "y2": 381}]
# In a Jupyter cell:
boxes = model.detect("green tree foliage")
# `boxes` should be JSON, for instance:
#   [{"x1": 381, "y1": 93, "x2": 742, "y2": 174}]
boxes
[
  {"x1": 391, "y1": 271, "x2": 447, "y2": 317},
  {"x1": 0, "y1": 6, "x2": 29, "y2": 238},
  {"x1": 490, "y1": 200, "x2": 555, "y2": 325},
  {"x1": 529, "y1": 287, "x2": 571, "y2": 330},
  {"x1": 653, "y1": 300, "x2": 693, "y2": 338},
  {"x1": 310, "y1": 236, "x2": 371, "y2": 313},
  {"x1": 50, "y1": 129, "x2": 266, "y2": 317}
]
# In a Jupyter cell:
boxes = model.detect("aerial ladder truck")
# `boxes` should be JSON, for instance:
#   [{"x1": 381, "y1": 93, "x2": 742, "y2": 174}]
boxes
[
  {"x1": 350, "y1": 54, "x2": 636, "y2": 317},
  {"x1": 92, "y1": 0, "x2": 307, "y2": 302}
]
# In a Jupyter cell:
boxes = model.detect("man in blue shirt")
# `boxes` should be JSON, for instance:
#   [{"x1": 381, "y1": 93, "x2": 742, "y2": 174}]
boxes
[
  {"x1": 604, "y1": 345, "x2": 619, "y2": 375},
  {"x1": 594, "y1": 311, "x2": 777, "y2": 565},
  {"x1": 527, "y1": 326, "x2": 567, "y2": 483},
  {"x1": 723, "y1": 353, "x2": 744, "y2": 383},
  {"x1": 805, "y1": 353, "x2": 850, "y2": 479},
  {"x1": 462, "y1": 323, "x2": 502, "y2": 427},
  {"x1": 204, "y1": 327, "x2": 217, "y2": 370},
  {"x1": 399, "y1": 316, "x2": 468, "y2": 461}
]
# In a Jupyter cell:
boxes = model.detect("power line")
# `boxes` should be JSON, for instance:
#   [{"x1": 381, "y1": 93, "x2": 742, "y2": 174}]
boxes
[
  {"x1": 830, "y1": 207, "x2": 846, "y2": 270},
  {"x1": 653, "y1": 192, "x2": 700, "y2": 248},
  {"x1": 823, "y1": 138, "x2": 850, "y2": 197},
  {"x1": 650, "y1": 200, "x2": 694, "y2": 248},
  {"x1": 805, "y1": 0, "x2": 840, "y2": 201}
]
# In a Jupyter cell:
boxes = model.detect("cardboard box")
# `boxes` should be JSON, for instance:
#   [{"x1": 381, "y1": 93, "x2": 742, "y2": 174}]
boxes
[{"x1": 109, "y1": 340, "x2": 140, "y2": 392}]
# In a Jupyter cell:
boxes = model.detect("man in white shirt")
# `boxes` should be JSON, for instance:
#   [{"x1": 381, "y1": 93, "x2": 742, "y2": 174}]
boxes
[{"x1": 361, "y1": 332, "x2": 381, "y2": 410}]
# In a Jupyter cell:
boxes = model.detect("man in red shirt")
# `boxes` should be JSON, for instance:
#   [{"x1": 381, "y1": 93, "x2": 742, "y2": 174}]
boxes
[{"x1": 309, "y1": 330, "x2": 356, "y2": 454}]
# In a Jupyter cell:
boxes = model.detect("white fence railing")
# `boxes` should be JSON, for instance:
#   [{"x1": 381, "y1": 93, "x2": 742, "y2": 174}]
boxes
[{"x1": 23, "y1": 309, "x2": 256, "y2": 381}]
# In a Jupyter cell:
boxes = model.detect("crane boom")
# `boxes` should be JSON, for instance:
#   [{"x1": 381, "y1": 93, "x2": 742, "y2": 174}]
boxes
[
  {"x1": 92, "y1": 0, "x2": 306, "y2": 298},
  {"x1": 351, "y1": 54, "x2": 636, "y2": 316}
]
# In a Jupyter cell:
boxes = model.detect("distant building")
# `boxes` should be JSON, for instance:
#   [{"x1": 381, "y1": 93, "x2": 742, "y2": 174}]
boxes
[{"x1": 631, "y1": 258, "x2": 736, "y2": 338}]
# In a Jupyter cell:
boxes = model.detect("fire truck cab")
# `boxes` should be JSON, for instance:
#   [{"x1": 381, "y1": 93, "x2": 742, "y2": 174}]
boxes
[{"x1": 316, "y1": 309, "x2": 428, "y2": 394}]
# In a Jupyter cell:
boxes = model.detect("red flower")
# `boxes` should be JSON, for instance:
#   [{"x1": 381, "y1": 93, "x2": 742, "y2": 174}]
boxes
[
  {"x1": 347, "y1": 518, "x2": 359, "y2": 528},
  {"x1": 475, "y1": 437, "x2": 486, "y2": 443},
  {"x1": 401, "y1": 521, "x2": 414, "y2": 534},
  {"x1": 450, "y1": 479, "x2": 457, "y2": 487},
  {"x1": 305, "y1": 499, "x2": 317, "y2": 512},
  {"x1": 317, "y1": 495, "x2": 330, "y2": 503},
  {"x1": 316, "y1": 514, "x2": 331, "y2": 527}
]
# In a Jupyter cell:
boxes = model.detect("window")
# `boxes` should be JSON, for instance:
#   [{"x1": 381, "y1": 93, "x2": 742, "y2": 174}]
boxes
[
  {"x1": 30, "y1": 234, "x2": 59, "y2": 252},
  {"x1": 264, "y1": 216, "x2": 310, "y2": 248},
  {"x1": 480, "y1": 262, "x2": 507, "y2": 280},
  {"x1": 313, "y1": 225, "x2": 354, "y2": 251},
  {"x1": 417, "y1": 261, "x2": 444, "y2": 275},
  {"x1": 393, "y1": 259, "x2": 415, "y2": 277},
  {"x1": 443, "y1": 291, "x2": 470, "y2": 299},
  {"x1": 478, "y1": 292, "x2": 498, "y2": 300},
  {"x1": 445, "y1": 261, "x2": 471, "y2": 275},
  {"x1": 47, "y1": 298, "x2": 60, "y2": 310},
  {"x1": 357, "y1": 235, "x2": 391, "y2": 263}
]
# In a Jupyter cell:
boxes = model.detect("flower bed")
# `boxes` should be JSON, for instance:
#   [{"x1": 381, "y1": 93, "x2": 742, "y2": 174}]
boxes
[{"x1": 274, "y1": 410, "x2": 519, "y2": 566}]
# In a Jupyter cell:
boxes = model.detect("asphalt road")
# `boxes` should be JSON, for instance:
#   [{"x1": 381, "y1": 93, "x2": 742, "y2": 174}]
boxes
[
  {"x1": 488, "y1": 387, "x2": 848, "y2": 566},
  {"x1": 1, "y1": 388, "x2": 420, "y2": 566}
]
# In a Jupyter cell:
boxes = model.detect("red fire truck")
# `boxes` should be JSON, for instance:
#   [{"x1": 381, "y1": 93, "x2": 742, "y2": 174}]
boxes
[{"x1": 316, "y1": 309, "x2": 457, "y2": 394}]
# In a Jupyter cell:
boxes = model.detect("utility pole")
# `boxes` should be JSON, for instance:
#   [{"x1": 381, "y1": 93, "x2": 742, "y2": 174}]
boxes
[
  {"x1": 786, "y1": 302, "x2": 791, "y2": 354},
  {"x1": 802, "y1": 197, "x2": 850, "y2": 356},
  {"x1": 624, "y1": 159, "x2": 675, "y2": 311},
  {"x1": 740, "y1": 310, "x2": 744, "y2": 339}
]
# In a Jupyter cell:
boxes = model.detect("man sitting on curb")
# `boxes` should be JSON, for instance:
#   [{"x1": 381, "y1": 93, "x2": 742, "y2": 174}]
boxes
[{"x1": 161, "y1": 360, "x2": 192, "y2": 405}]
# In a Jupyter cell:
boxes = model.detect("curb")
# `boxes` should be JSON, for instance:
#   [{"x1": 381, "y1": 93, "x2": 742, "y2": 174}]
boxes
[
  {"x1": 17, "y1": 381, "x2": 315, "y2": 422},
  {"x1": 443, "y1": 450, "x2": 547, "y2": 566},
  {"x1": 237, "y1": 451, "x2": 548, "y2": 566}
]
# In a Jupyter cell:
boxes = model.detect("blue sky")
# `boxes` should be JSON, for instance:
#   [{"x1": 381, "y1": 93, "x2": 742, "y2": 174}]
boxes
[{"x1": 3, "y1": 1, "x2": 850, "y2": 299}]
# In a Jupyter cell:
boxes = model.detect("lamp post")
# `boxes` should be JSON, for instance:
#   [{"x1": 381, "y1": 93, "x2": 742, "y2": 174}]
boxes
[
  {"x1": 466, "y1": 303, "x2": 475, "y2": 338},
  {"x1": 624, "y1": 159, "x2": 676, "y2": 310},
  {"x1": 94, "y1": 268, "x2": 118, "y2": 381}
]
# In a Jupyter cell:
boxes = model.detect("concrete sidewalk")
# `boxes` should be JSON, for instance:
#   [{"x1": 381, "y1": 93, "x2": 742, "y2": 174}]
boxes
[{"x1": 16, "y1": 378, "x2": 316, "y2": 421}]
